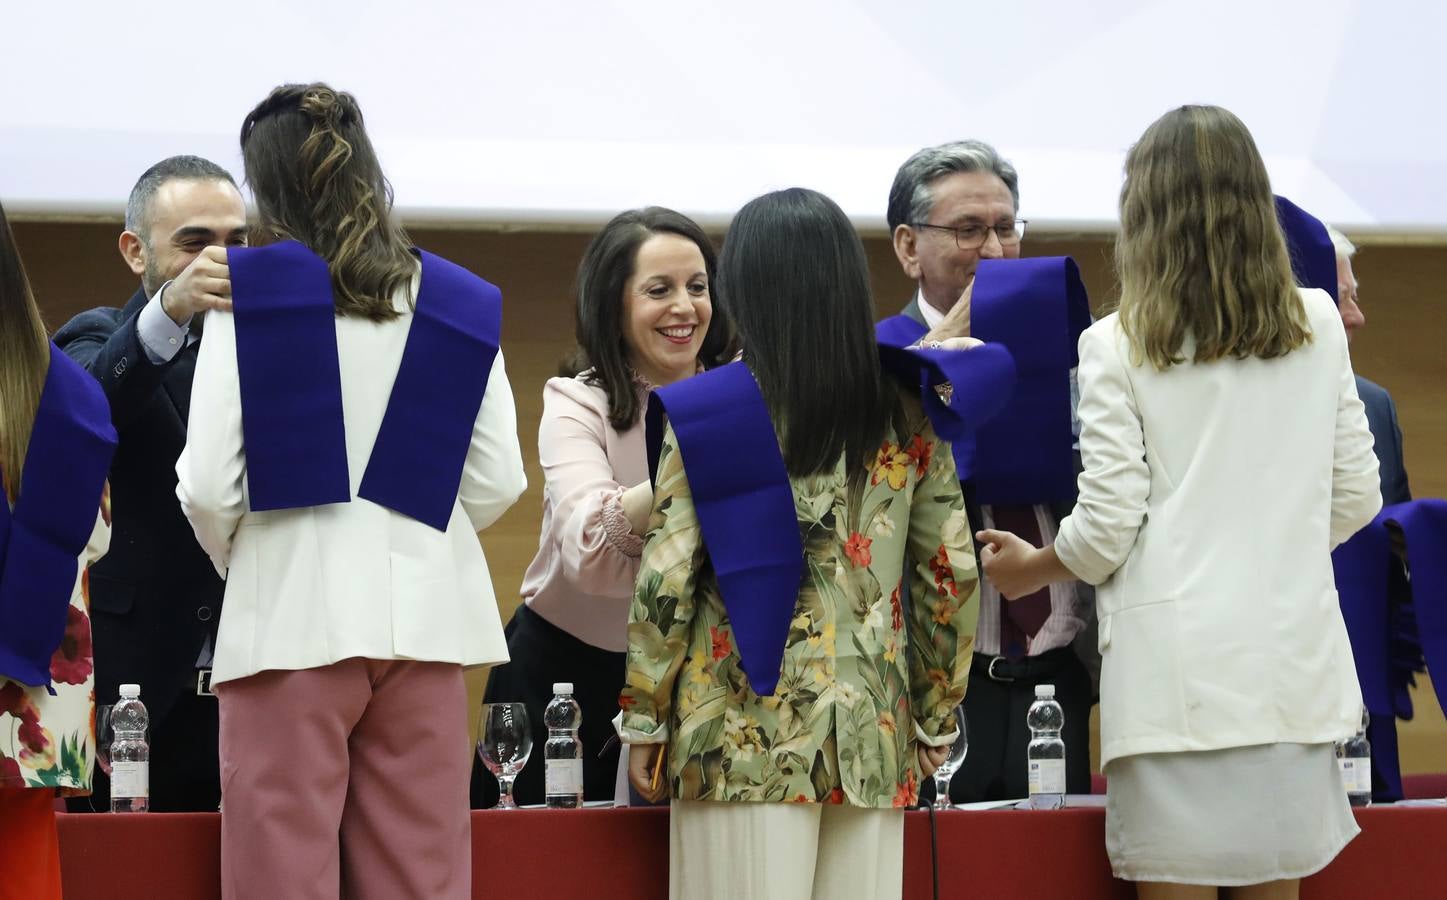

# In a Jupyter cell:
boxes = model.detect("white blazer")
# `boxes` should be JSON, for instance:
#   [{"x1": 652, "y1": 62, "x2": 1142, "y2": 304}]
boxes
[
  {"x1": 1054, "y1": 289, "x2": 1380, "y2": 767},
  {"x1": 176, "y1": 276, "x2": 527, "y2": 688}
]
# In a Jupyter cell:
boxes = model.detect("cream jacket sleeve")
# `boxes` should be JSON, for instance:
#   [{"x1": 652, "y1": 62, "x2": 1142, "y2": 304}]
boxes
[
  {"x1": 175, "y1": 309, "x2": 247, "y2": 577},
  {"x1": 1054, "y1": 322, "x2": 1151, "y2": 586}
]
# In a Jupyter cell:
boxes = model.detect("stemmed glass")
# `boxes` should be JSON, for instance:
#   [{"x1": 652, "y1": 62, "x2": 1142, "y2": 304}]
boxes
[
  {"x1": 477, "y1": 702, "x2": 532, "y2": 809},
  {"x1": 94, "y1": 704, "x2": 115, "y2": 776},
  {"x1": 932, "y1": 706, "x2": 968, "y2": 810}
]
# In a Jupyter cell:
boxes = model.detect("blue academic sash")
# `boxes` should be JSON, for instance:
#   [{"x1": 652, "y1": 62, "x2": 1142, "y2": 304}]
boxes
[
  {"x1": 876, "y1": 256, "x2": 1090, "y2": 504},
  {"x1": 0, "y1": 344, "x2": 117, "y2": 687},
  {"x1": 641, "y1": 343, "x2": 1016, "y2": 696},
  {"x1": 1275, "y1": 195, "x2": 1338, "y2": 300},
  {"x1": 230, "y1": 242, "x2": 351, "y2": 511},
  {"x1": 645, "y1": 362, "x2": 801, "y2": 697},
  {"x1": 230, "y1": 242, "x2": 501, "y2": 530},
  {"x1": 357, "y1": 251, "x2": 501, "y2": 530},
  {"x1": 875, "y1": 340, "x2": 1016, "y2": 483},
  {"x1": 971, "y1": 257, "x2": 1090, "y2": 504},
  {"x1": 1333, "y1": 498, "x2": 1447, "y2": 800}
]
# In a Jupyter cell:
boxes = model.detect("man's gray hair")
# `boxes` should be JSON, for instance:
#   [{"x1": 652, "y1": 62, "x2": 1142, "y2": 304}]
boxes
[
  {"x1": 1325, "y1": 224, "x2": 1356, "y2": 260},
  {"x1": 886, "y1": 140, "x2": 1019, "y2": 232},
  {"x1": 125, "y1": 155, "x2": 237, "y2": 238}
]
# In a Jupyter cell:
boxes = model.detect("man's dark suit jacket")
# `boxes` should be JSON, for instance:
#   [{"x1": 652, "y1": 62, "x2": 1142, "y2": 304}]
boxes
[
  {"x1": 1357, "y1": 375, "x2": 1411, "y2": 507},
  {"x1": 1356, "y1": 374, "x2": 1414, "y2": 802},
  {"x1": 53, "y1": 289, "x2": 224, "y2": 744}
]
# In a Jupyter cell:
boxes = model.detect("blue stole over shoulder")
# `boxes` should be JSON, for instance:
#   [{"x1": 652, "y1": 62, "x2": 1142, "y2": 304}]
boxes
[
  {"x1": 645, "y1": 363, "x2": 800, "y2": 696},
  {"x1": 876, "y1": 256, "x2": 1090, "y2": 504},
  {"x1": 1275, "y1": 195, "x2": 1338, "y2": 299},
  {"x1": 230, "y1": 242, "x2": 350, "y2": 511},
  {"x1": 642, "y1": 340, "x2": 1017, "y2": 696},
  {"x1": 0, "y1": 344, "x2": 117, "y2": 687},
  {"x1": 230, "y1": 241, "x2": 501, "y2": 530},
  {"x1": 1333, "y1": 499, "x2": 1447, "y2": 799}
]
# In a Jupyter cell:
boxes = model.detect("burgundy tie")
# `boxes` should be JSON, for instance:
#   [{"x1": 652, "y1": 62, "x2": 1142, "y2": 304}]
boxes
[{"x1": 990, "y1": 504, "x2": 1053, "y2": 659}]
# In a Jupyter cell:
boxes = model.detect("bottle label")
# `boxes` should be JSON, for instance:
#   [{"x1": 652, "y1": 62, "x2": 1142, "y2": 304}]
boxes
[
  {"x1": 1338, "y1": 757, "x2": 1372, "y2": 795},
  {"x1": 111, "y1": 761, "x2": 149, "y2": 799},
  {"x1": 546, "y1": 757, "x2": 582, "y2": 796},
  {"x1": 1028, "y1": 758, "x2": 1065, "y2": 796}
]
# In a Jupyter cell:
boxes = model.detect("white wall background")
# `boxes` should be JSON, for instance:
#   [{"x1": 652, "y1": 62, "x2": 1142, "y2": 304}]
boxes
[{"x1": 2, "y1": 0, "x2": 1443, "y2": 233}]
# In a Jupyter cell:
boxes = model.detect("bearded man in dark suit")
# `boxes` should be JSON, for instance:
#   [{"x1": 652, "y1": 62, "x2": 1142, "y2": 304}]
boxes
[{"x1": 56, "y1": 156, "x2": 246, "y2": 812}]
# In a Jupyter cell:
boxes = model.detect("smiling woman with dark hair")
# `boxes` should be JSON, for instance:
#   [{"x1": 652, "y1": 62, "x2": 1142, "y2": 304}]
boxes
[{"x1": 477, "y1": 206, "x2": 738, "y2": 808}]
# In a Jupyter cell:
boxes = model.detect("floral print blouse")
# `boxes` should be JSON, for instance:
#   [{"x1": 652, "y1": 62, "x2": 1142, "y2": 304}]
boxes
[
  {"x1": 1, "y1": 487, "x2": 110, "y2": 796},
  {"x1": 619, "y1": 401, "x2": 979, "y2": 808}
]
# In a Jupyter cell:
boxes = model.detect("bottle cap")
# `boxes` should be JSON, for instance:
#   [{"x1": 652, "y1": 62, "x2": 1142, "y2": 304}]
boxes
[
  {"x1": 553, "y1": 682, "x2": 574, "y2": 694},
  {"x1": 119, "y1": 683, "x2": 141, "y2": 698},
  {"x1": 1035, "y1": 683, "x2": 1055, "y2": 699}
]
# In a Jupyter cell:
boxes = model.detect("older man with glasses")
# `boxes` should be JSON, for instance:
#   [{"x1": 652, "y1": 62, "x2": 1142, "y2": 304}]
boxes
[{"x1": 885, "y1": 140, "x2": 1096, "y2": 806}]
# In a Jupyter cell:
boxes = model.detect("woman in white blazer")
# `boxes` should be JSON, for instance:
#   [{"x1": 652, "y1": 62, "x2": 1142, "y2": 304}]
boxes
[
  {"x1": 176, "y1": 84, "x2": 525, "y2": 900},
  {"x1": 977, "y1": 105, "x2": 1380, "y2": 900}
]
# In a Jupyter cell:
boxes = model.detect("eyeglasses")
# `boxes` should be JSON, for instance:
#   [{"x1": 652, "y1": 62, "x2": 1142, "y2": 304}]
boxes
[{"x1": 911, "y1": 220, "x2": 1027, "y2": 250}]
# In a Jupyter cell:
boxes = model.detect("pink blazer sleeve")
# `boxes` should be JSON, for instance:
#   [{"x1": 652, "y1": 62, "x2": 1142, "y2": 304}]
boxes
[{"x1": 539, "y1": 378, "x2": 644, "y2": 598}]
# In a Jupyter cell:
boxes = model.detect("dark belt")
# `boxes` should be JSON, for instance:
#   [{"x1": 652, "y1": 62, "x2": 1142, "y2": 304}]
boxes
[{"x1": 972, "y1": 646, "x2": 1075, "y2": 684}]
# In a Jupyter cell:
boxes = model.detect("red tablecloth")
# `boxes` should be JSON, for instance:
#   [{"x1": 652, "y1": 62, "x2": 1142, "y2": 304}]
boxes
[{"x1": 57, "y1": 805, "x2": 1446, "y2": 899}]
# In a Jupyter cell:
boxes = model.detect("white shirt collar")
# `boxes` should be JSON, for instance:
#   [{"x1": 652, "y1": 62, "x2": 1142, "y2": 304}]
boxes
[{"x1": 914, "y1": 288, "x2": 946, "y2": 330}]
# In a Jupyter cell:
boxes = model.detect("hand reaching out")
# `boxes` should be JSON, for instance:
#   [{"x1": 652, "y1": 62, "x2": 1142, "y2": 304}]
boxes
[{"x1": 161, "y1": 245, "x2": 232, "y2": 324}]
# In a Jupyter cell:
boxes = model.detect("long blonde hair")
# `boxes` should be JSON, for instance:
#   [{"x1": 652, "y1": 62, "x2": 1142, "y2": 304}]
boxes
[
  {"x1": 0, "y1": 200, "x2": 51, "y2": 501},
  {"x1": 240, "y1": 83, "x2": 415, "y2": 322},
  {"x1": 1115, "y1": 105, "x2": 1310, "y2": 370}
]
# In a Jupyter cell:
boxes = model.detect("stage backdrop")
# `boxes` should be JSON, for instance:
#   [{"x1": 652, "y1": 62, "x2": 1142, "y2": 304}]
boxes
[{"x1": 2, "y1": 0, "x2": 1446, "y2": 235}]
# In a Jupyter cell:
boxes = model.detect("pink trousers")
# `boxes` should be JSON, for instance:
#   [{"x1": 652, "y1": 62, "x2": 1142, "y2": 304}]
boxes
[{"x1": 215, "y1": 659, "x2": 471, "y2": 900}]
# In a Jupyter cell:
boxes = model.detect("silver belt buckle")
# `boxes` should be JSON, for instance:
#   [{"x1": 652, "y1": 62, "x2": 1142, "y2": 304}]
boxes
[
  {"x1": 196, "y1": 669, "x2": 215, "y2": 697},
  {"x1": 986, "y1": 656, "x2": 1015, "y2": 683}
]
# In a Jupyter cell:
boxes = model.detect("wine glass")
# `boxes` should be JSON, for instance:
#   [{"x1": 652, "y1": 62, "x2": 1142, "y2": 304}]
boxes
[
  {"x1": 932, "y1": 706, "x2": 968, "y2": 810},
  {"x1": 477, "y1": 702, "x2": 532, "y2": 809},
  {"x1": 94, "y1": 704, "x2": 115, "y2": 776}
]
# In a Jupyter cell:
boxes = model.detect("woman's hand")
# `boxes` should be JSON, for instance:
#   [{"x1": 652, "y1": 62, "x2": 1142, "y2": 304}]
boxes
[
  {"x1": 620, "y1": 481, "x2": 655, "y2": 535},
  {"x1": 628, "y1": 743, "x2": 669, "y2": 804},
  {"x1": 917, "y1": 744, "x2": 949, "y2": 779},
  {"x1": 975, "y1": 528, "x2": 1048, "y2": 599}
]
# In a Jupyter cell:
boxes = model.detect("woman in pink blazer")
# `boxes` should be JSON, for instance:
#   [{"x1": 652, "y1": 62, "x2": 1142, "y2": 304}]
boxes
[{"x1": 474, "y1": 208, "x2": 737, "y2": 808}]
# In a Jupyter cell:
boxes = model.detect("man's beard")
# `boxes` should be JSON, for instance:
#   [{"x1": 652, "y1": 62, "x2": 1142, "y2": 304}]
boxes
[{"x1": 141, "y1": 252, "x2": 166, "y2": 300}]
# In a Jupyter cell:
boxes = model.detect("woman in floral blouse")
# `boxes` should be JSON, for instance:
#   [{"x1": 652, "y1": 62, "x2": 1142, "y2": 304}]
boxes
[
  {"x1": 0, "y1": 199, "x2": 113, "y2": 900},
  {"x1": 619, "y1": 188, "x2": 980, "y2": 900}
]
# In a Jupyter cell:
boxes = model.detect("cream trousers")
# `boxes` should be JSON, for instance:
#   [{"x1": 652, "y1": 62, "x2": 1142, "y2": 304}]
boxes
[{"x1": 669, "y1": 800, "x2": 904, "y2": 900}]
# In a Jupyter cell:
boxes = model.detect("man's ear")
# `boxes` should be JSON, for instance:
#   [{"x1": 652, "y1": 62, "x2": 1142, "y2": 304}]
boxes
[
  {"x1": 892, "y1": 224, "x2": 921, "y2": 280},
  {"x1": 119, "y1": 230, "x2": 147, "y2": 277}
]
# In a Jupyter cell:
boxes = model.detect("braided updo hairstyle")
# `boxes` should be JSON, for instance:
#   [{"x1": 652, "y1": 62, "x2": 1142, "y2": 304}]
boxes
[{"x1": 240, "y1": 83, "x2": 415, "y2": 321}]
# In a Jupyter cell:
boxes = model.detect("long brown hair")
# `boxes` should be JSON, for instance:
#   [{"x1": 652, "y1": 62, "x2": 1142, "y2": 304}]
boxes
[
  {"x1": 240, "y1": 83, "x2": 415, "y2": 321},
  {"x1": 1116, "y1": 105, "x2": 1310, "y2": 370},
  {"x1": 0, "y1": 200, "x2": 51, "y2": 501}
]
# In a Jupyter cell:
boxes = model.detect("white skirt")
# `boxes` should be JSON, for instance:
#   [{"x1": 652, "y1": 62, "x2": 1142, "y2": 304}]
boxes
[{"x1": 1105, "y1": 742, "x2": 1359, "y2": 885}]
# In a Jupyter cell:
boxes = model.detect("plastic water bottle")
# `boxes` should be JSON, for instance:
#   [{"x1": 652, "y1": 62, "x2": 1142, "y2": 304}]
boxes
[
  {"x1": 1337, "y1": 708, "x2": 1372, "y2": 807},
  {"x1": 1026, "y1": 683, "x2": 1066, "y2": 810},
  {"x1": 544, "y1": 682, "x2": 583, "y2": 809},
  {"x1": 109, "y1": 684, "x2": 149, "y2": 813}
]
